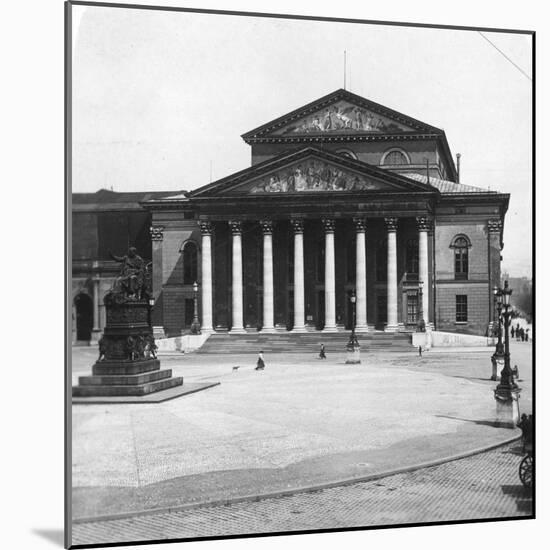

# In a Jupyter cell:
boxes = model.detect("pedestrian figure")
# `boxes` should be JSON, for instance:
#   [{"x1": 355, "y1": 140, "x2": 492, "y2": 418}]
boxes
[
  {"x1": 97, "y1": 335, "x2": 107, "y2": 362},
  {"x1": 418, "y1": 345, "x2": 422, "y2": 357},
  {"x1": 255, "y1": 350, "x2": 265, "y2": 371},
  {"x1": 525, "y1": 328, "x2": 530, "y2": 342},
  {"x1": 319, "y1": 343, "x2": 326, "y2": 359},
  {"x1": 511, "y1": 327, "x2": 515, "y2": 339},
  {"x1": 516, "y1": 323, "x2": 521, "y2": 341},
  {"x1": 520, "y1": 327, "x2": 525, "y2": 342}
]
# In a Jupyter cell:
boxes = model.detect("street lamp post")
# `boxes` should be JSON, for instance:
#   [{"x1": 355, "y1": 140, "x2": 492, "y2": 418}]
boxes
[
  {"x1": 494, "y1": 280, "x2": 521, "y2": 427},
  {"x1": 148, "y1": 297, "x2": 155, "y2": 328},
  {"x1": 190, "y1": 281, "x2": 201, "y2": 335},
  {"x1": 417, "y1": 281, "x2": 426, "y2": 332},
  {"x1": 491, "y1": 286, "x2": 505, "y2": 380},
  {"x1": 345, "y1": 290, "x2": 361, "y2": 364}
]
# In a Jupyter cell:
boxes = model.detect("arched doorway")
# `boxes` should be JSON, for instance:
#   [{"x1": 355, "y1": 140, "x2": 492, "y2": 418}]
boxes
[{"x1": 75, "y1": 293, "x2": 93, "y2": 342}]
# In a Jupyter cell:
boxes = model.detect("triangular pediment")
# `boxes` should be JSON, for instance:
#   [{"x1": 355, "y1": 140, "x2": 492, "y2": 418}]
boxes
[
  {"x1": 191, "y1": 148, "x2": 439, "y2": 198},
  {"x1": 231, "y1": 158, "x2": 393, "y2": 194},
  {"x1": 272, "y1": 99, "x2": 411, "y2": 135},
  {"x1": 242, "y1": 89, "x2": 442, "y2": 141}
]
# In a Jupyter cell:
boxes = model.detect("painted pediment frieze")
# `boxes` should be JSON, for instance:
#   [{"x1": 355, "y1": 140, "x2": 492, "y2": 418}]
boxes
[{"x1": 272, "y1": 100, "x2": 411, "y2": 135}]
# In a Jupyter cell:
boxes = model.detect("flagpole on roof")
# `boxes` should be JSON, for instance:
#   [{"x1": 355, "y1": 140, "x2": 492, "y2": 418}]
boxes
[{"x1": 344, "y1": 50, "x2": 346, "y2": 90}]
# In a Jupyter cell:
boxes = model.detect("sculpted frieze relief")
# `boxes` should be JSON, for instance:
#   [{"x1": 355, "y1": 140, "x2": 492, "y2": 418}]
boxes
[
  {"x1": 274, "y1": 100, "x2": 409, "y2": 135},
  {"x1": 249, "y1": 159, "x2": 383, "y2": 193}
]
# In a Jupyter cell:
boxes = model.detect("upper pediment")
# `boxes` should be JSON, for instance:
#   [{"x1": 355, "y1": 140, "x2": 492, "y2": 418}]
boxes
[
  {"x1": 190, "y1": 148, "x2": 439, "y2": 198},
  {"x1": 242, "y1": 89, "x2": 443, "y2": 142},
  {"x1": 272, "y1": 99, "x2": 411, "y2": 135}
]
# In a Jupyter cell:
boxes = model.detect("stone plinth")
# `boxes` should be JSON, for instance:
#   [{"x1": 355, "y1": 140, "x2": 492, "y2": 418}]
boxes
[
  {"x1": 494, "y1": 387, "x2": 521, "y2": 428},
  {"x1": 72, "y1": 296, "x2": 183, "y2": 400}
]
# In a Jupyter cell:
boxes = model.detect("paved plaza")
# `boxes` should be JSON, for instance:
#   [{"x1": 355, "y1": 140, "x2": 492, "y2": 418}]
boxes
[
  {"x1": 71, "y1": 340, "x2": 532, "y2": 538},
  {"x1": 71, "y1": 441, "x2": 532, "y2": 546}
]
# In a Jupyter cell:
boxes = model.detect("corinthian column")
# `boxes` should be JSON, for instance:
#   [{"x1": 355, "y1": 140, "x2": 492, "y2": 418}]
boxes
[
  {"x1": 291, "y1": 219, "x2": 306, "y2": 332},
  {"x1": 385, "y1": 217, "x2": 399, "y2": 332},
  {"x1": 260, "y1": 220, "x2": 275, "y2": 332},
  {"x1": 199, "y1": 221, "x2": 214, "y2": 332},
  {"x1": 353, "y1": 218, "x2": 368, "y2": 331},
  {"x1": 322, "y1": 218, "x2": 337, "y2": 332},
  {"x1": 417, "y1": 217, "x2": 431, "y2": 328},
  {"x1": 229, "y1": 221, "x2": 245, "y2": 333}
]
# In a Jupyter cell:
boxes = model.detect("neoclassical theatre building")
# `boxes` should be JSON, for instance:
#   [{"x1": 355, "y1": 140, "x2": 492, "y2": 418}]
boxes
[{"x1": 143, "y1": 89, "x2": 509, "y2": 337}]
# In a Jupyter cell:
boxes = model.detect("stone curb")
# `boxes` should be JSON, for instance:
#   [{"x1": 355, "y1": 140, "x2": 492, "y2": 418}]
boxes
[{"x1": 73, "y1": 433, "x2": 522, "y2": 525}]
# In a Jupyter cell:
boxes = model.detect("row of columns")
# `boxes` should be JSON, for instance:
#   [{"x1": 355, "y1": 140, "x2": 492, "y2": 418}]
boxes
[{"x1": 199, "y1": 217, "x2": 432, "y2": 333}]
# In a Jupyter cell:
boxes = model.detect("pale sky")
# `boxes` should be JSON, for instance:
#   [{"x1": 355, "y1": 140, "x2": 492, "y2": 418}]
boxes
[{"x1": 71, "y1": 4, "x2": 532, "y2": 277}]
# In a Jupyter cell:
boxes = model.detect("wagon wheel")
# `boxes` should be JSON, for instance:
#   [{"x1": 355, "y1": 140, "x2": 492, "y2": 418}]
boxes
[{"x1": 519, "y1": 455, "x2": 533, "y2": 489}]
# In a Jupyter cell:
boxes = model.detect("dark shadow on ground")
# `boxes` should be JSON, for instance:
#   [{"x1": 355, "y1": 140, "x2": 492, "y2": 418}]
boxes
[
  {"x1": 435, "y1": 414, "x2": 505, "y2": 428},
  {"x1": 33, "y1": 528, "x2": 65, "y2": 547},
  {"x1": 501, "y1": 484, "x2": 533, "y2": 514}
]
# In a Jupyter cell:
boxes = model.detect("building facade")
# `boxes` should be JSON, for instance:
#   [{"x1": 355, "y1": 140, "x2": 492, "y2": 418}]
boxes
[
  {"x1": 141, "y1": 89, "x2": 509, "y2": 338},
  {"x1": 71, "y1": 189, "x2": 182, "y2": 343}
]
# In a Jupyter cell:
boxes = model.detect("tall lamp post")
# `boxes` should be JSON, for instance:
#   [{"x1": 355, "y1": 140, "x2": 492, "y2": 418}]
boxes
[
  {"x1": 491, "y1": 286, "x2": 505, "y2": 380},
  {"x1": 416, "y1": 281, "x2": 426, "y2": 332},
  {"x1": 148, "y1": 297, "x2": 155, "y2": 328},
  {"x1": 190, "y1": 281, "x2": 201, "y2": 335},
  {"x1": 345, "y1": 290, "x2": 361, "y2": 364},
  {"x1": 494, "y1": 280, "x2": 521, "y2": 427}
]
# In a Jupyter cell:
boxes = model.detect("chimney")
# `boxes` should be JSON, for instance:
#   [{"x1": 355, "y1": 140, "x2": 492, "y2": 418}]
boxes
[{"x1": 456, "y1": 153, "x2": 461, "y2": 183}]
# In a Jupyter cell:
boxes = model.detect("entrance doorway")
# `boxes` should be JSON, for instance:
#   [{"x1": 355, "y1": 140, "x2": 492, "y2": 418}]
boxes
[
  {"x1": 406, "y1": 292, "x2": 419, "y2": 326},
  {"x1": 75, "y1": 293, "x2": 93, "y2": 341},
  {"x1": 376, "y1": 293, "x2": 387, "y2": 330},
  {"x1": 316, "y1": 290, "x2": 325, "y2": 330},
  {"x1": 184, "y1": 298, "x2": 194, "y2": 328}
]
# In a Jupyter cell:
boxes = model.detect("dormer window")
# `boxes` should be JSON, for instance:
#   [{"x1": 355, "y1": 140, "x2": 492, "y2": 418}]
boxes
[{"x1": 381, "y1": 149, "x2": 410, "y2": 166}]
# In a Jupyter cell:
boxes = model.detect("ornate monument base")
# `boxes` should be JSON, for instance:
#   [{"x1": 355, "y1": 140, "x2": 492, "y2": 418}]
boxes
[
  {"x1": 494, "y1": 387, "x2": 521, "y2": 428},
  {"x1": 72, "y1": 295, "x2": 183, "y2": 399}
]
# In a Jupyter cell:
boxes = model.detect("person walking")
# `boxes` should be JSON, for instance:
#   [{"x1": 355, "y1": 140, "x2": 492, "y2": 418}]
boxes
[
  {"x1": 319, "y1": 343, "x2": 326, "y2": 359},
  {"x1": 511, "y1": 326, "x2": 515, "y2": 339},
  {"x1": 516, "y1": 324, "x2": 521, "y2": 341},
  {"x1": 255, "y1": 350, "x2": 265, "y2": 371},
  {"x1": 520, "y1": 327, "x2": 525, "y2": 342},
  {"x1": 525, "y1": 328, "x2": 530, "y2": 342}
]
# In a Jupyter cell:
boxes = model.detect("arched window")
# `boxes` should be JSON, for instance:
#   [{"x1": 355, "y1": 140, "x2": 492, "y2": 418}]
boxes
[
  {"x1": 376, "y1": 239, "x2": 387, "y2": 282},
  {"x1": 336, "y1": 149, "x2": 358, "y2": 160},
  {"x1": 182, "y1": 241, "x2": 198, "y2": 284},
  {"x1": 406, "y1": 238, "x2": 419, "y2": 276},
  {"x1": 381, "y1": 149, "x2": 410, "y2": 166},
  {"x1": 450, "y1": 235, "x2": 470, "y2": 280}
]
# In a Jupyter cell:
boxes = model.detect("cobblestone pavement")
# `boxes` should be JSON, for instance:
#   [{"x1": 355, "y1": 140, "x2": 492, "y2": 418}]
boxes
[{"x1": 71, "y1": 442, "x2": 533, "y2": 546}]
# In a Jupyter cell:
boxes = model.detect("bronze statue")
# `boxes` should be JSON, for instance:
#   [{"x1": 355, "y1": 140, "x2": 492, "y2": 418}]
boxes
[
  {"x1": 109, "y1": 247, "x2": 147, "y2": 299},
  {"x1": 145, "y1": 334, "x2": 158, "y2": 359},
  {"x1": 126, "y1": 335, "x2": 137, "y2": 361}
]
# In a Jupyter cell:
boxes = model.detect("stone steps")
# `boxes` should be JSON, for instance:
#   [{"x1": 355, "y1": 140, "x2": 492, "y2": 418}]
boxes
[
  {"x1": 72, "y1": 376, "x2": 184, "y2": 397},
  {"x1": 92, "y1": 358, "x2": 161, "y2": 376},
  {"x1": 197, "y1": 332, "x2": 412, "y2": 354},
  {"x1": 78, "y1": 369, "x2": 174, "y2": 387}
]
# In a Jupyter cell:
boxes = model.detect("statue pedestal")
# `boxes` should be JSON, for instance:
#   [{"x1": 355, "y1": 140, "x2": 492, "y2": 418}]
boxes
[
  {"x1": 72, "y1": 297, "x2": 183, "y2": 400},
  {"x1": 345, "y1": 343, "x2": 361, "y2": 364},
  {"x1": 494, "y1": 387, "x2": 521, "y2": 428}
]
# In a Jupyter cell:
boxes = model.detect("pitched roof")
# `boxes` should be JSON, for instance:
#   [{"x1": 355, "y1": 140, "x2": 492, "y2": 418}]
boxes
[
  {"x1": 189, "y1": 147, "x2": 439, "y2": 198},
  {"x1": 402, "y1": 173, "x2": 496, "y2": 194},
  {"x1": 242, "y1": 88, "x2": 444, "y2": 140},
  {"x1": 72, "y1": 189, "x2": 187, "y2": 211}
]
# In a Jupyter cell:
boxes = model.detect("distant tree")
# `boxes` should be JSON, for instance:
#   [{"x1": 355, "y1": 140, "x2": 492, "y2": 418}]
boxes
[{"x1": 514, "y1": 283, "x2": 533, "y2": 322}]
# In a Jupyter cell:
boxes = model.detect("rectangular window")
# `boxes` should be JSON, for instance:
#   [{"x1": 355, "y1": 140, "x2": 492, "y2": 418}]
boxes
[
  {"x1": 454, "y1": 249, "x2": 468, "y2": 280},
  {"x1": 456, "y1": 295, "x2": 468, "y2": 322}
]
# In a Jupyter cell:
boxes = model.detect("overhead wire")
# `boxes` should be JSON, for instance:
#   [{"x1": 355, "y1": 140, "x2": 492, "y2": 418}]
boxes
[{"x1": 478, "y1": 32, "x2": 532, "y2": 81}]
